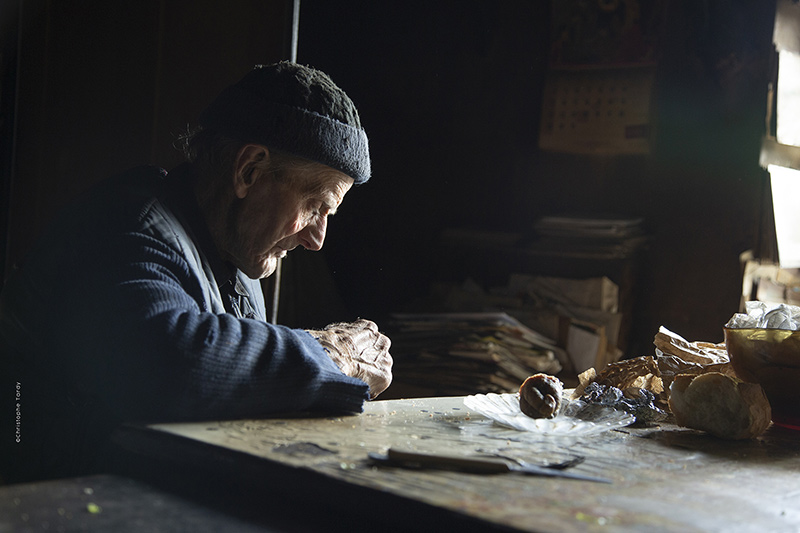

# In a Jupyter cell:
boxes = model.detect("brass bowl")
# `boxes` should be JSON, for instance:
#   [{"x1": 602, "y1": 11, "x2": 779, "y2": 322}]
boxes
[{"x1": 724, "y1": 327, "x2": 800, "y2": 430}]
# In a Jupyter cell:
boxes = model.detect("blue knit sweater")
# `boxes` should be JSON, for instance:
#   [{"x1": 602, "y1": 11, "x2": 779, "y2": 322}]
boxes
[{"x1": 0, "y1": 164, "x2": 369, "y2": 481}]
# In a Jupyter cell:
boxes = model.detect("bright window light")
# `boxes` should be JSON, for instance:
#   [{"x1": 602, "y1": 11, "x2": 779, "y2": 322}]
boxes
[
  {"x1": 766, "y1": 46, "x2": 800, "y2": 269},
  {"x1": 768, "y1": 164, "x2": 800, "y2": 268},
  {"x1": 777, "y1": 50, "x2": 800, "y2": 146}
]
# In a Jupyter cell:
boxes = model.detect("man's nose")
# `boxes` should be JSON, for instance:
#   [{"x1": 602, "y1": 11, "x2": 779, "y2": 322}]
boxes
[{"x1": 299, "y1": 218, "x2": 327, "y2": 251}]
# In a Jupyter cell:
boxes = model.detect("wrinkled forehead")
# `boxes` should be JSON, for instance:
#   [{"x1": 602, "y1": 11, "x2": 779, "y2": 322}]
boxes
[
  {"x1": 287, "y1": 163, "x2": 354, "y2": 208},
  {"x1": 293, "y1": 163, "x2": 355, "y2": 200}
]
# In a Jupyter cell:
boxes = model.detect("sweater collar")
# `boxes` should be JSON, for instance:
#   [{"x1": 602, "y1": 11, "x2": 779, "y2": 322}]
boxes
[{"x1": 164, "y1": 163, "x2": 238, "y2": 290}]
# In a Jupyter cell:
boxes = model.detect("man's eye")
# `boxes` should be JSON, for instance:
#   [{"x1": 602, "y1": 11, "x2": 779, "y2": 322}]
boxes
[
  {"x1": 308, "y1": 206, "x2": 326, "y2": 221},
  {"x1": 308, "y1": 198, "x2": 336, "y2": 219}
]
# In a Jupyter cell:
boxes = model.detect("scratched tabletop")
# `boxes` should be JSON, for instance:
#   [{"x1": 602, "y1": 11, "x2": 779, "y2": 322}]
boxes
[{"x1": 115, "y1": 396, "x2": 800, "y2": 533}]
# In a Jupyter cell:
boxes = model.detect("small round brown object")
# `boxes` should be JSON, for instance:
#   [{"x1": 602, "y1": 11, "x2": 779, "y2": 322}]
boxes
[{"x1": 519, "y1": 373, "x2": 564, "y2": 419}]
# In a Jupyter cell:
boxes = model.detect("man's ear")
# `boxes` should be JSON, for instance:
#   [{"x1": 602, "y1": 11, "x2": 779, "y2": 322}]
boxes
[{"x1": 233, "y1": 144, "x2": 270, "y2": 199}]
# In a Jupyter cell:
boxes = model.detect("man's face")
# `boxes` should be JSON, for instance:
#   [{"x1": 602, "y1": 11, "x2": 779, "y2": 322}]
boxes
[{"x1": 223, "y1": 163, "x2": 355, "y2": 279}]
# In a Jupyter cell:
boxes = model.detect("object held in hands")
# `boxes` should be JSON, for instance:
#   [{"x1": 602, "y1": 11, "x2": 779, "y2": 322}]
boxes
[
  {"x1": 309, "y1": 319, "x2": 393, "y2": 399},
  {"x1": 519, "y1": 373, "x2": 563, "y2": 419}
]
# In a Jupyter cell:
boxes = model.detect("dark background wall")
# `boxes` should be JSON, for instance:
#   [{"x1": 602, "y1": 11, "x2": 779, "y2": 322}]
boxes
[
  {"x1": 296, "y1": 0, "x2": 776, "y2": 356},
  {"x1": 1, "y1": 0, "x2": 291, "y2": 279},
  {"x1": 1, "y1": 0, "x2": 777, "y2": 360},
  {"x1": 296, "y1": 0, "x2": 549, "y2": 312}
]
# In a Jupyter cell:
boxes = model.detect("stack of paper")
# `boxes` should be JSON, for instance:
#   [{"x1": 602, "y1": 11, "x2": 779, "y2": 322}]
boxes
[
  {"x1": 534, "y1": 215, "x2": 644, "y2": 240},
  {"x1": 387, "y1": 312, "x2": 563, "y2": 397},
  {"x1": 530, "y1": 215, "x2": 646, "y2": 261}
]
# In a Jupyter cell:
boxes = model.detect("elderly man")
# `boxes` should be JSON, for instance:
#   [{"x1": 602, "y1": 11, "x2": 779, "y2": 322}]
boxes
[{"x1": 0, "y1": 62, "x2": 393, "y2": 483}]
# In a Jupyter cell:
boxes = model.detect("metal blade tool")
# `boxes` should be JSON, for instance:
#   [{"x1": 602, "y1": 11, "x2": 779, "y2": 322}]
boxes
[{"x1": 369, "y1": 448, "x2": 612, "y2": 484}]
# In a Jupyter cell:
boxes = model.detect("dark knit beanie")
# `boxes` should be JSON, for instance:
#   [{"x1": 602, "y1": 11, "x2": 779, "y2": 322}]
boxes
[{"x1": 199, "y1": 62, "x2": 371, "y2": 184}]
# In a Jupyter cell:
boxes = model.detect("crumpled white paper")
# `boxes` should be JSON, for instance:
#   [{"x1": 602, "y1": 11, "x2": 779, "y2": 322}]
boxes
[
  {"x1": 726, "y1": 301, "x2": 800, "y2": 330},
  {"x1": 463, "y1": 392, "x2": 635, "y2": 437}
]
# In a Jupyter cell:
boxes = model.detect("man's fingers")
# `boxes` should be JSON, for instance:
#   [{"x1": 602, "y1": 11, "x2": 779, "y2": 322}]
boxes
[
  {"x1": 353, "y1": 318, "x2": 379, "y2": 331},
  {"x1": 314, "y1": 320, "x2": 393, "y2": 398},
  {"x1": 366, "y1": 368, "x2": 392, "y2": 399},
  {"x1": 349, "y1": 328, "x2": 376, "y2": 347},
  {"x1": 373, "y1": 333, "x2": 391, "y2": 354}
]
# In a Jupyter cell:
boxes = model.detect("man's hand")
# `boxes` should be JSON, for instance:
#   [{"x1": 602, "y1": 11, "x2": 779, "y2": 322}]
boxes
[{"x1": 308, "y1": 319, "x2": 393, "y2": 399}]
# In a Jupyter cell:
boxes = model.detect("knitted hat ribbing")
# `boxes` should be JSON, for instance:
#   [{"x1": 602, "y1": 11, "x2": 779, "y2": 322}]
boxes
[{"x1": 199, "y1": 62, "x2": 371, "y2": 184}]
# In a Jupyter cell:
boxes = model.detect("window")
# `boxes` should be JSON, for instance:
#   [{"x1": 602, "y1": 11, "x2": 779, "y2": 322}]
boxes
[{"x1": 762, "y1": 0, "x2": 800, "y2": 267}]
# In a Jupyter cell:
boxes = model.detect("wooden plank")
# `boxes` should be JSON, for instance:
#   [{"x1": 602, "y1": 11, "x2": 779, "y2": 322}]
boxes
[
  {"x1": 0, "y1": 474, "x2": 271, "y2": 532},
  {"x1": 114, "y1": 396, "x2": 800, "y2": 532}
]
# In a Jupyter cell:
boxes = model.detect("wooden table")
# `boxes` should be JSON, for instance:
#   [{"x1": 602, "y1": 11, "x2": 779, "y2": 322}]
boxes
[
  {"x1": 0, "y1": 474, "x2": 276, "y2": 532},
  {"x1": 114, "y1": 396, "x2": 800, "y2": 533}
]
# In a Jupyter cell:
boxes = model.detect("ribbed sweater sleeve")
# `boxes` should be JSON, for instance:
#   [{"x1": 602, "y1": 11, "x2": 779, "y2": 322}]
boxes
[
  {"x1": 0, "y1": 167, "x2": 373, "y2": 481},
  {"x1": 2, "y1": 168, "x2": 369, "y2": 425},
  {"x1": 103, "y1": 231, "x2": 369, "y2": 421},
  {"x1": 110, "y1": 234, "x2": 366, "y2": 418}
]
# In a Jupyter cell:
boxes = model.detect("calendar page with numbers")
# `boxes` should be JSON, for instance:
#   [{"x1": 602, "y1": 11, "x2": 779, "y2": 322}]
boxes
[
  {"x1": 539, "y1": 64, "x2": 656, "y2": 155},
  {"x1": 538, "y1": 0, "x2": 665, "y2": 155}
]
